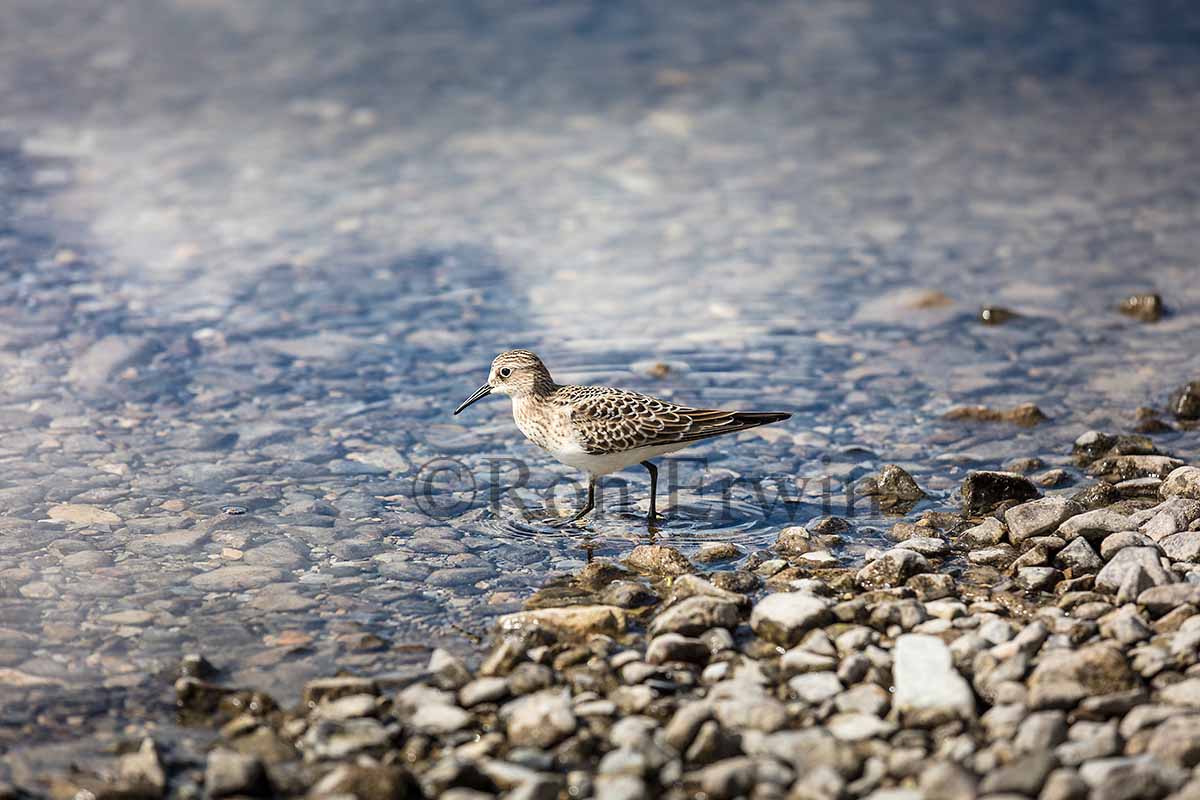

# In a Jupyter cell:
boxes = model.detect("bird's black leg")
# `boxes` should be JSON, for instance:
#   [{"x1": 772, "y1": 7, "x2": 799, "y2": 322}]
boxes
[
  {"x1": 641, "y1": 460, "x2": 662, "y2": 523},
  {"x1": 558, "y1": 476, "x2": 596, "y2": 526}
]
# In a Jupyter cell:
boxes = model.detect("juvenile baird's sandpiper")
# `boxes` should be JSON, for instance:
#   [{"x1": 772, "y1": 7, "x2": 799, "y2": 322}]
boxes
[{"x1": 453, "y1": 349, "x2": 791, "y2": 525}]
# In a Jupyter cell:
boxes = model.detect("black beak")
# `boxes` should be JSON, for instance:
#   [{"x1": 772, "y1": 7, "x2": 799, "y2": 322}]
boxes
[{"x1": 453, "y1": 383, "x2": 492, "y2": 415}]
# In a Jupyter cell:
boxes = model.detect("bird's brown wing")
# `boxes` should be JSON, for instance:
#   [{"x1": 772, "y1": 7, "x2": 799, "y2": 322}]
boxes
[{"x1": 558, "y1": 386, "x2": 788, "y2": 455}]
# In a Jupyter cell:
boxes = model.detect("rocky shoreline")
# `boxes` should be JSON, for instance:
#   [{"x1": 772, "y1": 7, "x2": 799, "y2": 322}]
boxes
[{"x1": 23, "y1": 436, "x2": 1200, "y2": 800}]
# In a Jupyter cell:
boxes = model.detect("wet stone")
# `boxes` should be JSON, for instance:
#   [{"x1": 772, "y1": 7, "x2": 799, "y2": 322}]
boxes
[
  {"x1": 695, "y1": 542, "x2": 744, "y2": 563},
  {"x1": 1168, "y1": 381, "x2": 1200, "y2": 420},
  {"x1": 960, "y1": 471, "x2": 1039, "y2": 516},
  {"x1": 625, "y1": 544, "x2": 693, "y2": 576},
  {"x1": 943, "y1": 402, "x2": 1046, "y2": 426},
  {"x1": 856, "y1": 548, "x2": 929, "y2": 588},
  {"x1": 855, "y1": 464, "x2": 925, "y2": 510}
]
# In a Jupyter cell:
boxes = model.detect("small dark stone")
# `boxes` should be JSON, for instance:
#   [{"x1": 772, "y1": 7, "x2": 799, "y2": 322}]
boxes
[
  {"x1": 943, "y1": 403, "x2": 1047, "y2": 427},
  {"x1": 179, "y1": 653, "x2": 218, "y2": 679},
  {"x1": 1169, "y1": 381, "x2": 1200, "y2": 420},
  {"x1": 710, "y1": 571, "x2": 760, "y2": 595},
  {"x1": 1069, "y1": 482, "x2": 1121, "y2": 511},
  {"x1": 979, "y1": 305, "x2": 1018, "y2": 325},
  {"x1": 856, "y1": 464, "x2": 925, "y2": 511},
  {"x1": 1072, "y1": 431, "x2": 1159, "y2": 465},
  {"x1": 960, "y1": 471, "x2": 1039, "y2": 516},
  {"x1": 1118, "y1": 292, "x2": 1164, "y2": 322}
]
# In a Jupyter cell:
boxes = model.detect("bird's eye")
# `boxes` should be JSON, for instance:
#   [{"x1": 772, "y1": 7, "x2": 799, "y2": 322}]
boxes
[{"x1": 499, "y1": 367, "x2": 512, "y2": 379}]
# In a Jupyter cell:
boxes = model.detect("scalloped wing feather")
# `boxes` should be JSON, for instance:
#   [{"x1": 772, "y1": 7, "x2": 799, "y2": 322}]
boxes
[{"x1": 558, "y1": 386, "x2": 777, "y2": 455}]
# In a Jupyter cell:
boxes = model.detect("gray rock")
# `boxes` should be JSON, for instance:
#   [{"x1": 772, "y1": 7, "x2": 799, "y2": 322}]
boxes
[
  {"x1": 755, "y1": 729, "x2": 854, "y2": 777},
  {"x1": 205, "y1": 749, "x2": 268, "y2": 797},
  {"x1": 669, "y1": 574, "x2": 750, "y2": 607},
  {"x1": 591, "y1": 775, "x2": 648, "y2": 800},
  {"x1": 190, "y1": 565, "x2": 284, "y2": 591},
  {"x1": 695, "y1": 542, "x2": 745, "y2": 563},
  {"x1": 978, "y1": 749, "x2": 1056, "y2": 796},
  {"x1": 118, "y1": 738, "x2": 167, "y2": 794},
  {"x1": 1027, "y1": 644, "x2": 1136, "y2": 709},
  {"x1": 1058, "y1": 509, "x2": 1134, "y2": 541},
  {"x1": 780, "y1": 647, "x2": 837, "y2": 676},
  {"x1": 664, "y1": 701, "x2": 711, "y2": 753},
  {"x1": 314, "y1": 694, "x2": 378, "y2": 721},
  {"x1": 1160, "y1": 678, "x2": 1200, "y2": 707},
  {"x1": 1055, "y1": 537, "x2": 1103, "y2": 573},
  {"x1": 625, "y1": 544, "x2": 693, "y2": 576},
  {"x1": 645, "y1": 633, "x2": 709, "y2": 664},
  {"x1": 856, "y1": 549, "x2": 929, "y2": 588},
  {"x1": 501, "y1": 688, "x2": 577, "y2": 748},
  {"x1": 1161, "y1": 466, "x2": 1200, "y2": 500},
  {"x1": 1017, "y1": 566, "x2": 1061, "y2": 591},
  {"x1": 649, "y1": 596, "x2": 740, "y2": 637},
  {"x1": 826, "y1": 712, "x2": 895, "y2": 742},
  {"x1": 893, "y1": 536, "x2": 949, "y2": 557},
  {"x1": 1099, "y1": 606, "x2": 1152, "y2": 645},
  {"x1": 1015, "y1": 710, "x2": 1068, "y2": 753},
  {"x1": 696, "y1": 757, "x2": 757, "y2": 800},
  {"x1": 856, "y1": 464, "x2": 926, "y2": 503},
  {"x1": 1089, "y1": 455, "x2": 1184, "y2": 482},
  {"x1": 776, "y1": 526, "x2": 814, "y2": 554},
  {"x1": 1138, "y1": 583, "x2": 1200, "y2": 615},
  {"x1": 749, "y1": 592, "x2": 832, "y2": 646},
  {"x1": 918, "y1": 761, "x2": 978, "y2": 800},
  {"x1": 429, "y1": 648, "x2": 472, "y2": 690},
  {"x1": 1079, "y1": 755, "x2": 1188, "y2": 800},
  {"x1": 711, "y1": 685, "x2": 788, "y2": 733},
  {"x1": 1006, "y1": 496, "x2": 1078, "y2": 542},
  {"x1": 302, "y1": 718, "x2": 392, "y2": 759},
  {"x1": 966, "y1": 544, "x2": 1016, "y2": 567},
  {"x1": 1039, "y1": 768, "x2": 1088, "y2": 800},
  {"x1": 1096, "y1": 547, "x2": 1172, "y2": 594},
  {"x1": 308, "y1": 764, "x2": 419, "y2": 800},
  {"x1": 1143, "y1": 498, "x2": 1200, "y2": 540},
  {"x1": 907, "y1": 572, "x2": 956, "y2": 601},
  {"x1": 1145, "y1": 714, "x2": 1200, "y2": 768},
  {"x1": 411, "y1": 703, "x2": 473, "y2": 735},
  {"x1": 788, "y1": 671, "x2": 842, "y2": 704},
  {"x1": 1161, "y1": 532, "x2": 1200, "y2": 562},
  {"x1": 959, "y1": 517, "x2": 1007, "y2": 547},
  {"x1": 893, "y1": 634, "x2": 976, "y2": 725},
  {"x1": 1099, "y1": 530, "x2": 1156, "y2": 560},
  {"x1": 459, "y1": 677, "x2": 509, "y2": 708}
]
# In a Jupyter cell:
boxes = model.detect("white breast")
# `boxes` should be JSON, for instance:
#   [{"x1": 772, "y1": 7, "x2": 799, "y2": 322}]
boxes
[{"x1": 549, "y1": 441, "x2": 695, "y2": 476}]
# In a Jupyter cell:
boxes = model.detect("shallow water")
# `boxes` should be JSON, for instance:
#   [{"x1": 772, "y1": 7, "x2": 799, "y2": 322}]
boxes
[{"x1": 2, "y1": 0, "x2": 1200, "y2": 779}]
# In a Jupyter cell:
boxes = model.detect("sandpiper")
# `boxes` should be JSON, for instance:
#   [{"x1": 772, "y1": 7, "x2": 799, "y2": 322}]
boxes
[{"x1": 453, "y1": 349, "x2": 791, "y2": 525}]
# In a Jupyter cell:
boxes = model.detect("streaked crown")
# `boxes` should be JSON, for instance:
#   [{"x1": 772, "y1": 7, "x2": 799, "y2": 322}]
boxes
[{"x1": 489, "y1": 349, "x2": 555, "y2": 397}]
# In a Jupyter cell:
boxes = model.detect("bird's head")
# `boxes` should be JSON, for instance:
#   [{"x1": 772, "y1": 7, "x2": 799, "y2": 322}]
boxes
[{"x1": 453, "y1": 349, "x2": 554, "y2": 414}]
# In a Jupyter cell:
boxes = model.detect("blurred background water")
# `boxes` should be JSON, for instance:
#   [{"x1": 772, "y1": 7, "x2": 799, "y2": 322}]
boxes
[{"x1": 2, "y1": 0, "x2": 1200, "y2": 779}]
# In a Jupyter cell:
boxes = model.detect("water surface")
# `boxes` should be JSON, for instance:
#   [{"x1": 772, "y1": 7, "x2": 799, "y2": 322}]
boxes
[{"x1": 2, "y1": 0, "x2": 1200, "y2": 780}]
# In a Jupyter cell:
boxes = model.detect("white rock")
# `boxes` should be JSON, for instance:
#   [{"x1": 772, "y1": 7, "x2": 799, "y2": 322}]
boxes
[{"x1": 893, "y1": 634, "x2": 977, "y2": 725}]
